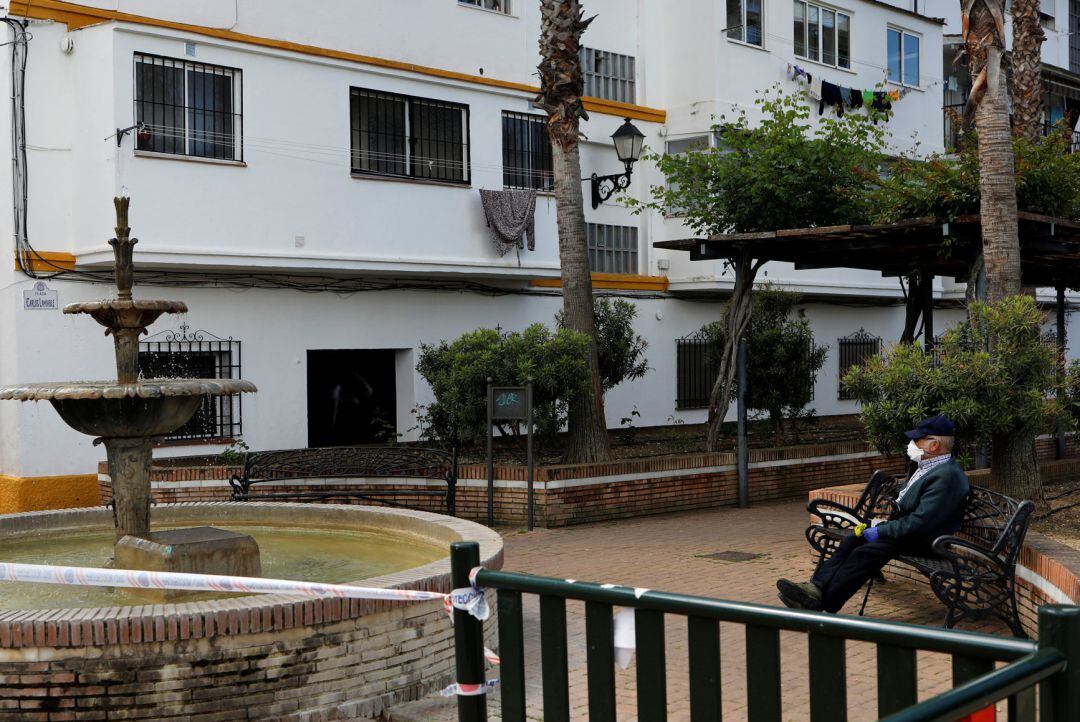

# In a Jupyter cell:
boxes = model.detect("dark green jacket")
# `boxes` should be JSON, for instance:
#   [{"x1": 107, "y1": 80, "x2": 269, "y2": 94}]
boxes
[{"x1": 876, "y1": 459, "x2": 969, "y2": 542}]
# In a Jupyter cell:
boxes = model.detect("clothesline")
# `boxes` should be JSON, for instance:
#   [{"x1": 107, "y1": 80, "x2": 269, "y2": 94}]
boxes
[{"x1": 787, "y1": 62, "x2": 915, "y2": 119}]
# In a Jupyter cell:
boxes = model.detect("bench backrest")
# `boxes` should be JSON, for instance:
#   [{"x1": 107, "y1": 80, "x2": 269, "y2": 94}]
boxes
[
  {"x1": 957, "y1": 487, "x2": 1034, "y2": 567},
  {"x1": 241, "y1": 446, "x2": 454, "y2": 484},
  {"x1": 855, "y1": 470, "x2": 907, "y2": 520}
]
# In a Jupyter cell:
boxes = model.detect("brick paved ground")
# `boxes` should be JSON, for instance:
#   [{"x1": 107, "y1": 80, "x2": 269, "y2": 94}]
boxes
[{"x1": 387, "y1": 500, "x2": 1010, "y2": 721}]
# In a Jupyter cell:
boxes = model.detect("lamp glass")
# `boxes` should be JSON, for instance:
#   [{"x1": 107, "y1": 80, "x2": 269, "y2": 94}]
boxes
[{"x1": 611, "y1": 119, "x2": 645, "y2": 165}]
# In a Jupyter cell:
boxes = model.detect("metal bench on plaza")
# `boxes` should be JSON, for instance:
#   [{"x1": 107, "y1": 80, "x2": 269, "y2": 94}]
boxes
[
  {"x1": 229, "y1": 446, "x2": 458, "y2": 516},
  {"x1": 805, "y1": 470, "x2": 1035, "y2": 637}
]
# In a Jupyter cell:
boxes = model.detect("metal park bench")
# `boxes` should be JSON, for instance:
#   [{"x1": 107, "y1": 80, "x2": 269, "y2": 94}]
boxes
[
  {"x1": 229, "y1": 445, "x2": 457, "y2": 516},
  {"x1": 806, "y1": 469, "x2": 1035, "y2": 637}
]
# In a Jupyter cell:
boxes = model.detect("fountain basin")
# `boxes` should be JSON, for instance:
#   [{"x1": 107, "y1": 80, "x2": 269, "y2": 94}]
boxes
[
  {"x1": 0, "y1": 379, "x2": 256, "y2": 437},
  {"x1": 0, "y1": 502, "x2": 502, "y2": 719}
]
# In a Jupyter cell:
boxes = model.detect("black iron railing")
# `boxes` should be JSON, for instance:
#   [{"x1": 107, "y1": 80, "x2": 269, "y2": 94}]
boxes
[
  {"x1": 449, "y1": 541, "x2": 1080, "y2": 722},
  {"x1": 675, "y1": 332, "x2": 714, "y2": 410},
  {"x1": 138, "y1": 325, "x2": 242, "y2": 442},
  {"x1": 838, "y1": 329, "x2": 882, "y2": 400}
]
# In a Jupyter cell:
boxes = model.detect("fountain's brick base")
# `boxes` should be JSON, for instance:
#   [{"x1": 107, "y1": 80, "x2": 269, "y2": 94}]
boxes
[{"x1": 0, "y1": 591, "x2": 497, "y2": 721}]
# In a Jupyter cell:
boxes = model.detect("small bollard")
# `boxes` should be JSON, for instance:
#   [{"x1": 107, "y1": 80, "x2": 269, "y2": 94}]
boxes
[{"x1": 450, "y1": 541, "x2": 488, "y2": 722}]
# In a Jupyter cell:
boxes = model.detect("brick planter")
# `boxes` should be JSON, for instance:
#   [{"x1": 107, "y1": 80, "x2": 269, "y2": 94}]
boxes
[{"x1": 0, "y1": 503, "x2": 503, "y2": 721}]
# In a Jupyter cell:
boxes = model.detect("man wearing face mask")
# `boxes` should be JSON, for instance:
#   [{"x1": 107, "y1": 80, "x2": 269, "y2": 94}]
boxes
[{"x1": 776, "y1": 415, "x2": 969, "y2": 613}]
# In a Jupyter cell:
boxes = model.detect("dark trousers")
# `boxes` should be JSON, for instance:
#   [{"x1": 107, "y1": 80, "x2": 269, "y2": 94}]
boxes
[{"x1": 811, "y1": 532, "x2": 934, "y2": 613}]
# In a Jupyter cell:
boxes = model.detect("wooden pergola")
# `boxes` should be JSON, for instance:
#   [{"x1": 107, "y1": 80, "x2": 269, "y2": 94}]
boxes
[{"x1": 654, "y1": 212, "x2": 1080, "y2": 506}]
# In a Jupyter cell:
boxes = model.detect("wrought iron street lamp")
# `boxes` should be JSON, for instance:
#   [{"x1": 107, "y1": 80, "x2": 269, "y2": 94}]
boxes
[{"x1": 588, "y1": 117, "x2": 645, "y2": 208}]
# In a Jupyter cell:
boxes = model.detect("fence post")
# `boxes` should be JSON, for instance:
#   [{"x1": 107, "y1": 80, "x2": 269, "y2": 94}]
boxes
[
  {"x1": 1038, "y1": 605, "x2": 1080, "y2": 721},
  {"x1": 451, "y1": 541, "x2": 488, "y2": 722}
]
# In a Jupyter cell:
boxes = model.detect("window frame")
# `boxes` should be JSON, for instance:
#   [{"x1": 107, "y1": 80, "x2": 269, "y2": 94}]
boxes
[
  {"x1": 586, "y1": 222, "x2": 639, "y2": 274},
  {"x1": 793, "y1": 1, "x2": 852, "y2": 70},
  {"x1": 887, "y1": 26, "x2": 921, "y2": 88},
  {"x1": 349, "y1": 87, "x2": 472, "y2": 185},
  {"x1": 501, "y1": 110, "x2": 553, "y2": 192},
  {"x1": 726, "y1": 0, "x2": 765, "y2": 48},
  {"x1": 133, "y1": 52, "x2": 244, "y2": 162},
  {"x1": 458, "y1": 0, "x2": 512, "y2": 15}
]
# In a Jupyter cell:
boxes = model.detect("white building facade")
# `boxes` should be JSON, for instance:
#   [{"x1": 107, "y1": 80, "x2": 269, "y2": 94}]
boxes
[{"x1": 0, "y1": 0, "x2": 1074, "y2": 480}]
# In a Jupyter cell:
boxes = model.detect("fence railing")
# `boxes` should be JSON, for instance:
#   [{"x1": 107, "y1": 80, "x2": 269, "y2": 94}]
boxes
[{"x1": 450, "y1": 541, "x2": 1080, "y2": 722}]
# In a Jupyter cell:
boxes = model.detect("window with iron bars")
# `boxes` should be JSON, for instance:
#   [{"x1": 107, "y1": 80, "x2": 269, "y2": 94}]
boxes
[
  {"x1": 350, "y1": 88, "x2": 470, "y2": 183},
  {"x1": 676, "y1": 333, "x2": 817, "y2": 410},
  {"x1": 579, "y1": 47, "x2": 636, "y2": 104},
  {"x1": 138, "y1": 328, "x2": 243, "y2": 442},
  {"x1": 133, "y1": 53, "x2": 242, "y2": 161},
  {"x1": 587, "y1": 223, "x2": 638, "y2": 274},
  {"x1": 502, "y1": 111, "x2": 553, "y2": 191},
  {"x1": 837, "y1": 329, "x2": 882, "y2": 400}
]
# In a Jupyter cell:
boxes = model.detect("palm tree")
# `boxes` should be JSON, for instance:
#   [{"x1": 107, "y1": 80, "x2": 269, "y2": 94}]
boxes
[
  {"x1": 1011, "y1": 0, "x2": 1045, "y2": 141},
  {"x1": 537, "y1": 0, "x2": 612, "y2": 463},
  {"x1": 962, "y1": 0, "x2": 1038, "y2": 500}
]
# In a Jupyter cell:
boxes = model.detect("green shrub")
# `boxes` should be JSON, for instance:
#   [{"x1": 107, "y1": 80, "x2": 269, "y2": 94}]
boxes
[
  {"x1": 558, "y1": 298, "x2": 650, "y2": 393},
  {"x1": 416, "y1": 324, "x2": 590, "y2": 448}
]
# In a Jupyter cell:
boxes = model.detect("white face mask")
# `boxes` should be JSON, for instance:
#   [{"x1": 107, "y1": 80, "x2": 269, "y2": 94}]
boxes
[{"x1": 907, "y1": 439, "x2": 925, "y2": 462}]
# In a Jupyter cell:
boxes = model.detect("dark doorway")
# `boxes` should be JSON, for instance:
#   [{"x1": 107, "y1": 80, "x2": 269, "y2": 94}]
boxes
[{"x1": 307, "y1": 350, "x2": 397, "y2": 447}]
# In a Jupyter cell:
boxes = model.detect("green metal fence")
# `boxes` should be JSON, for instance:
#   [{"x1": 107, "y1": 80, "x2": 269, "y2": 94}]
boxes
[{"x1": 449, "y1": 541, "x2": 1080, "y2": 722}]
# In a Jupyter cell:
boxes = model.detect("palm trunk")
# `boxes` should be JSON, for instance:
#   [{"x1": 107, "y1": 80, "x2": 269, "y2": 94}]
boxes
[
  {"x1": 1011, "y1": 0, "x2": 1045, "y2": 142},
  {"x1": 538, "y1": 0, "x2": 611, "y2": 463},
  {"x1": 554, "y1": 141, "x2": 612, "y2": 462},
  {"x1": 706, "y1": 253, "x2": 761, "y2": 451}
]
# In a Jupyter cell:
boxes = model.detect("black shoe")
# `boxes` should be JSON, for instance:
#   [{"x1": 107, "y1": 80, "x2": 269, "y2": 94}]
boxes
[{"x1": 776, "y1": 579, "x2": 822, "y2": 611}]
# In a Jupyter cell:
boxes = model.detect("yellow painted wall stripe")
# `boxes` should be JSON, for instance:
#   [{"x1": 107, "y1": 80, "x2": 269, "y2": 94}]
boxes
[
  {"x1": 531, "y1": 273, "x2": 669, "y2": 292},
  {"x1": 0, "y1": 474, "x2": 100, "y2": 514},
  {"x1": 13, "y1": 251, "x2": 76, "y2": 272},
  {"x1": 11, "y1": 0, "x2": 666, "y2": 123}
]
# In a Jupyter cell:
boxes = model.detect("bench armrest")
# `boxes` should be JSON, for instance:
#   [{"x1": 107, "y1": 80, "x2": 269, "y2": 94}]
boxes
[
  {"x1": 807, "y1": 498, "x2": 865, "y2": 528},
  {"x1": 932, "y1": 535, "x2": 1007, "y2": 574},
  {"x1": 228, "y1": 473, "x2": 247, "y2": 500}
]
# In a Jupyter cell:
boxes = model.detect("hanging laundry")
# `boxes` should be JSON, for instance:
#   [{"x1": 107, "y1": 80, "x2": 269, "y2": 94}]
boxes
[
  {"x1": 871, "y1": 91, "x2": 893, "y2": 114},
  {"x1": 862, "y1": 89, "x2": 874, "y2": 106},
  {"x1": 887, "y1": 89, "x2": 901, "y2": 102},
  {"x1": 809, "y1": 75, "x2": 823, "y2": 103},
  {"x1": 820, "y1": 81, "x2": 845, "y2": 116},
  {"x1": 845, "y1": 87, "x2": 863, "y2": 110},
  {"x1": 479, "y1": 189, "x2": 536, "y2": 256}
]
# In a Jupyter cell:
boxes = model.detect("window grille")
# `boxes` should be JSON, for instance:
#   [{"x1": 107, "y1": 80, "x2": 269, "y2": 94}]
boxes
[
  {"x1": 459, "y1": 0, "x2": 511, "y2": 13},
  {"x1": 502, "y1": 111, "x2": 553, "y2": 191},
  {"x1": 350, "y1": 88, "x2": 470, "y2": 183},
  {"x1": 676, "y1": 332, "x2": 716, "y2": 410},
  {"x1": 838, "y1": 329, "x2": 882, "y2": 400},
  {"x1": 138, "y1": 325, "x2": 243, "y2": 442},
  {"x1": 133, "y1": 52, "x2": 242, "y2": 161},
  {"x1": 1071, "y1": 0, "x2": 1080, "y2": 74},
  {"x1": 587, "y1": 223, "x2": 638, "y2": 274},
  {"x1": 579, "y1": 47, "x2": 636, "y2": 104}
]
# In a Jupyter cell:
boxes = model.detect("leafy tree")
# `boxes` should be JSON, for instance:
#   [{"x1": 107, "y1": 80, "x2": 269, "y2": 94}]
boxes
[
  {"x1": 629, "y1": 86, "x2": 884, "y2": 450},
  {"x1": 558, "y1": 298, "x2": 650, "y2": 393},
  {"x1": 844, "y1": 296, "x2": 1067, "y2": 503},
  {"x1": 416, "y1": 324, "x2": 590, "y2": 449},
  {"x1": 867, "y1": 128, "x2": 1080, "y2": 224},
  {"x1": 1065, "y1": 360, "x2": 1080, "y2": 427},
  {"x1": 699, "y1": 288, "x2": 828, "y2": 434}
]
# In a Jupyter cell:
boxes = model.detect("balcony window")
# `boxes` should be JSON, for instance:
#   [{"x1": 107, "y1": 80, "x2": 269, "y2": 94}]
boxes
[
  {"x1": 727, "y1": 0, "x2": 764, "y2": 46},
  {"x1": 350, "y1": 88, "x2": 470, "y2": 183},
  {"x1": 794, "y1": 2, "x2": 851, "y2": 69},
  {"x1": 502, "y1": 111, "x2": 553, "y2": 191},
  {"x1": 134, "y1": 53, "x2": 242, "y2": 161},
  {"x1": 579, "y1": 47, "x2": 637, "y2": 103}
]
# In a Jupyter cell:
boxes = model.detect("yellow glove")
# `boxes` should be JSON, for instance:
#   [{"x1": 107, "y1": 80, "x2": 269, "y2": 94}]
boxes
[{"x1": 853, "y1": 523, "x2": 867, "y2": 537}]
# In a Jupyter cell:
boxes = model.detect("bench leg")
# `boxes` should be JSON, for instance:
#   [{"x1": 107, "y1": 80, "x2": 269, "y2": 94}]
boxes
[
  {"x1": 1002, "y1": 594, "x2": 1029, "y2": 639},
  {"x1": 858, "y1": 577, "x2": 876, "y2": 617}
]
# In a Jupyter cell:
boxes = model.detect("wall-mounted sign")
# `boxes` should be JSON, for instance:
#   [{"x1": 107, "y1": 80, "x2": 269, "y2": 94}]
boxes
[{"x1": 23, "y1": 282, "x2": 57, "y2": 311}]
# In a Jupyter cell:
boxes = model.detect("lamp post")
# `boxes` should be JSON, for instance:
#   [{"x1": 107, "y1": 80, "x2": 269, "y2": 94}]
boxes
[{"x1": 588, "y1": 117, "x2": 645, "y2": 209}]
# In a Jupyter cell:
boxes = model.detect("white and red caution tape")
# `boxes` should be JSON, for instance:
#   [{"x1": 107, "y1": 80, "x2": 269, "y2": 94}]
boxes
[{"x1": 0, "y1": 562, "x2": 489, "y2": 620}]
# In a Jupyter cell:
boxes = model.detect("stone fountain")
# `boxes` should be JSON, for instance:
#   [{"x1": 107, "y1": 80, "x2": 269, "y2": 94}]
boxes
[{"x1": 0, "y1": 195, "x2": 259, "y2": 594}]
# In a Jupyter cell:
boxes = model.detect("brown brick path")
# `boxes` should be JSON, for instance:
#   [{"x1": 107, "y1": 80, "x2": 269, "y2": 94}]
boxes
[{"x1": 388, "y1": 500, "x2": 1010, "y2": 721}]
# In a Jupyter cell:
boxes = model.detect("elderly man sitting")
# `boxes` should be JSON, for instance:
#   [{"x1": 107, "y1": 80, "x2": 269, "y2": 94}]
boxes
[{"x1": 777, "y1": 415, "x2": 970, "y2": 613}]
